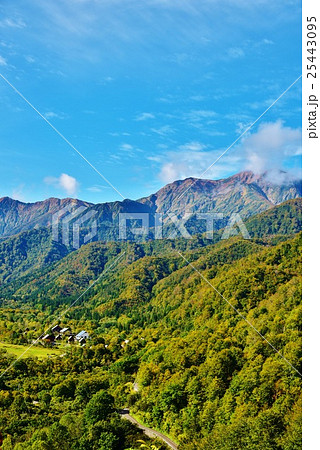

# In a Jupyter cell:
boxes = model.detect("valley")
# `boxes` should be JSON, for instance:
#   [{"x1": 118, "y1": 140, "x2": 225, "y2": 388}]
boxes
[{"x1": 0, "y1": 190, "x2": 302, "y2": 449}]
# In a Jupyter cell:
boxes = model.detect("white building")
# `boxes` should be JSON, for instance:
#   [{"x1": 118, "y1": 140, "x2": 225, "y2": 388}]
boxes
[{"x1": 75, "y1": 330, "x2": 90, "y2": 341}]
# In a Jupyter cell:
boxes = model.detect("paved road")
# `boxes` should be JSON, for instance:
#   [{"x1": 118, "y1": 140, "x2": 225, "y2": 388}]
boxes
[{"x1": 120, "y1": 409, "x2": 178, "y2": 449}]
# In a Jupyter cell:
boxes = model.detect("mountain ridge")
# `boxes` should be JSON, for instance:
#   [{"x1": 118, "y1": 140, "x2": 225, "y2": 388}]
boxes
[
  {"x1": 0, "y1": 171, "x2": 302, "y2": 238},
  {"x1": 0, "y1": 198, "x2": 302, "y2": 288},
  {"x1": 138, "y1": 170, "x2": 301, "y2": 215},
  {"x1": 0, "y1": 196, "x2": 92, "y2": 237}
]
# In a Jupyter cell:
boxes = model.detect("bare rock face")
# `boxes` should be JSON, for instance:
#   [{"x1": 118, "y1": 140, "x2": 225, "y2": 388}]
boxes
[{"x1": 138, "y1": 170, "x2": 302, "y2": 221}]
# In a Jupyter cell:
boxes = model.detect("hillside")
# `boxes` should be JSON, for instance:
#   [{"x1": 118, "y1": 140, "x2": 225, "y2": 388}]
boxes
[
  {"x1": 0, "y1": 227, "x2": 69, "y2": 284},
  {"x1": 100, "y1": 234, "x2": 302, "y2": 449},
  {"x1": 0, "y1": 191, "x2": 302, "y2": 449},
  {"x1": 0, "y1": 199, "x2": 302, "y2": 297},
  {"x1": 245, "y1": 198, "x2": 302, "y2": 237},
  {"x1": 0, "y1": 231, "x2": 302, "y2": 449}
]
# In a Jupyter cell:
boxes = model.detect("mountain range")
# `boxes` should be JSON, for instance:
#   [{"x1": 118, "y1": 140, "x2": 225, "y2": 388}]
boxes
[
  {"x1": 0, "y1": 170, "x2": 302, "y2": 450},
  {"x1": 0, "y1": 197, "x2": 302, "y2": 288},
  {"x1": 0, "y1": 171, "x2": 301, "y2": 240}
]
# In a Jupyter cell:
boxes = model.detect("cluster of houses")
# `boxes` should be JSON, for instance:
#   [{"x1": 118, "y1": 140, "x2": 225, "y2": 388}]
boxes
[{"x1": 42, "y1": 326, "x2": 90, "y2": 346}]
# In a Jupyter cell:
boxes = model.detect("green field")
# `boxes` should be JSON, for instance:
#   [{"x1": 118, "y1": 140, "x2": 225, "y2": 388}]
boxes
[{"x1": 0, "y1": 342, "x2": 65, "y2": 359}]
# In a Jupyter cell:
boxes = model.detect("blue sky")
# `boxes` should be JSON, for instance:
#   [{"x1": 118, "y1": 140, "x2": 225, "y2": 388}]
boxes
[{"x1": 0, "y1": 0, "x2": 302, "y2": 203}]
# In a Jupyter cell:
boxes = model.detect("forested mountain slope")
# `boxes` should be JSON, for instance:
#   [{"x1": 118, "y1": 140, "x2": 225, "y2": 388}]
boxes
[
  {"x1": 0, "y1": 198, "x2": 301, "y2": 290},
  {"x1": 0, "y1": 231, "x2": 301, "y2": 449},
  {"x1": 0, "y1": 228, "x2": 69, "y2": 284}
]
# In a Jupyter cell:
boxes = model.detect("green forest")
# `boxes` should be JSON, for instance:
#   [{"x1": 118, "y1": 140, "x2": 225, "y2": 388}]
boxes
[{"x1": 0, "y1": 199, "x2": 302, "y2": 449}]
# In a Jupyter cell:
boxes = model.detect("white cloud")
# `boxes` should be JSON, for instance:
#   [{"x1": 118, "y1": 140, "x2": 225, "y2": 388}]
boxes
[
  {"x1": 147, "y1": 156, "x2": 161, "y2": 162},
  {"x1": 155, "y1": 121, "x2": 301, "y2": 184},
  {"x1": 44, "y1": 173, "x2": 79, "y2": 195},
  {"x1": 135, "y1": 112, "x2": 155, "y2": 121},
  {"x1": 44, "y1": 111, "x2": 67, "y2": 119},
  {"x1": 262, "y1": 38, "x2": 274, "y2": 45},
  {"x1": 157, "y1": 142, "x2": 239, "y2": 183},
  {"x1": 158, "y1": 154, "x2": 236, "y2": 183},
  {"x1": 120, "y1": 143, "x2": 134, "y2": 151},
  {"x1": 242, "y1": 120, "x2": 301, "y2": 173},
  {"x1": 159, "y1": 162, "x2": 180, "y2": 183},
  {"x1": 0, "y1": 56, "x2": 7, "y2": 66},
  {"x1": 60, "y1": 173, "x2": 79, "y2": 194},
  {"x1": 151, "y1": 125, "x2": 175, "y2": 136},
  {"x1": 179, "y1": 141, "x2": 207, "y2": 152}
]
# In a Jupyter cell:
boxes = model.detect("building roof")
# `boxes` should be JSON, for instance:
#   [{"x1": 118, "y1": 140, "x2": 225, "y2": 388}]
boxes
[
  {"x1": 60, "y1": 327, "x2": 69, "y2": 333},
  {"x1": 42, "y1": 334, "x2": 54, "y2": 340},
  {"x1": 75, "y1": 330, "x2": 89, "y2": 340}
]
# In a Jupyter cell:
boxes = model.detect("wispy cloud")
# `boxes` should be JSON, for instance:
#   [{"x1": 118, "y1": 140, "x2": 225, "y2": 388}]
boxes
[
  {"x1": 0, "y1": 56, "x2": 7, "y2": 66},
  {"x1": 17, "y1": 0, "x2": 289, "y2": 70},
  {"x1": 44, "y1": 111, "x2": 67, "y2": 120},
  {"x1": 151, "y1": 125, "x2": 175, "y2": 136},
  {"x1": 226, "y1": 38, "x2": 273, "y2": 60},
  {"x1": 25, "y1": 55, "x2": 36, "y2": 63},
  {"x1": 262, "y1": 38, "x2": 274, "y2": 45},
  {"x1": 179, "y1": 141, "x2": 207, "y2": 152},
  {"x1": 119, "y1": 143, "x2": 134, "y2": 152},
  {"x1": 181, "y1": 110, "x2": 218, "y2": 131},
  {"x1": 12, "y1": 184, "x2": 26, "y2": 202},
  {"x1": 117, "y1": 143, "x2": 144, "y2": 160},
  {"x1": 184, "y1": 110, "x2": 217, "y2": 122},
  {"x1": 227, "y1": 47, "x2": 245, "y2": 58},
  {"x1": 147, "y1": 155, "x2": 161, "y2": 162},
  {"x1": 0, "y1": 17, "x2": 26, "y2": 29},
  {"x1": 190, "y1": 95, "x2": 206, "y2": 102},
  {"x1": 87, "y1": 184, "x2": 108, "y2": 193},
  {"x1": 135, "y1": 112, "x2": 155, "y2": 121}
]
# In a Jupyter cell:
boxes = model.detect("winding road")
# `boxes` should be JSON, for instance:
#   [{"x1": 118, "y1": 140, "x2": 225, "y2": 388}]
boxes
[{"x1": 120, "y1": 409, "x2": 178, "y2": 449}]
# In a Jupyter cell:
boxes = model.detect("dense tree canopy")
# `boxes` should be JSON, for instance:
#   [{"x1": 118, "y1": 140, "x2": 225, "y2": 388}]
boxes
[{"x1": 0, "y1": 200, "x2": 302, "y2": 449}]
